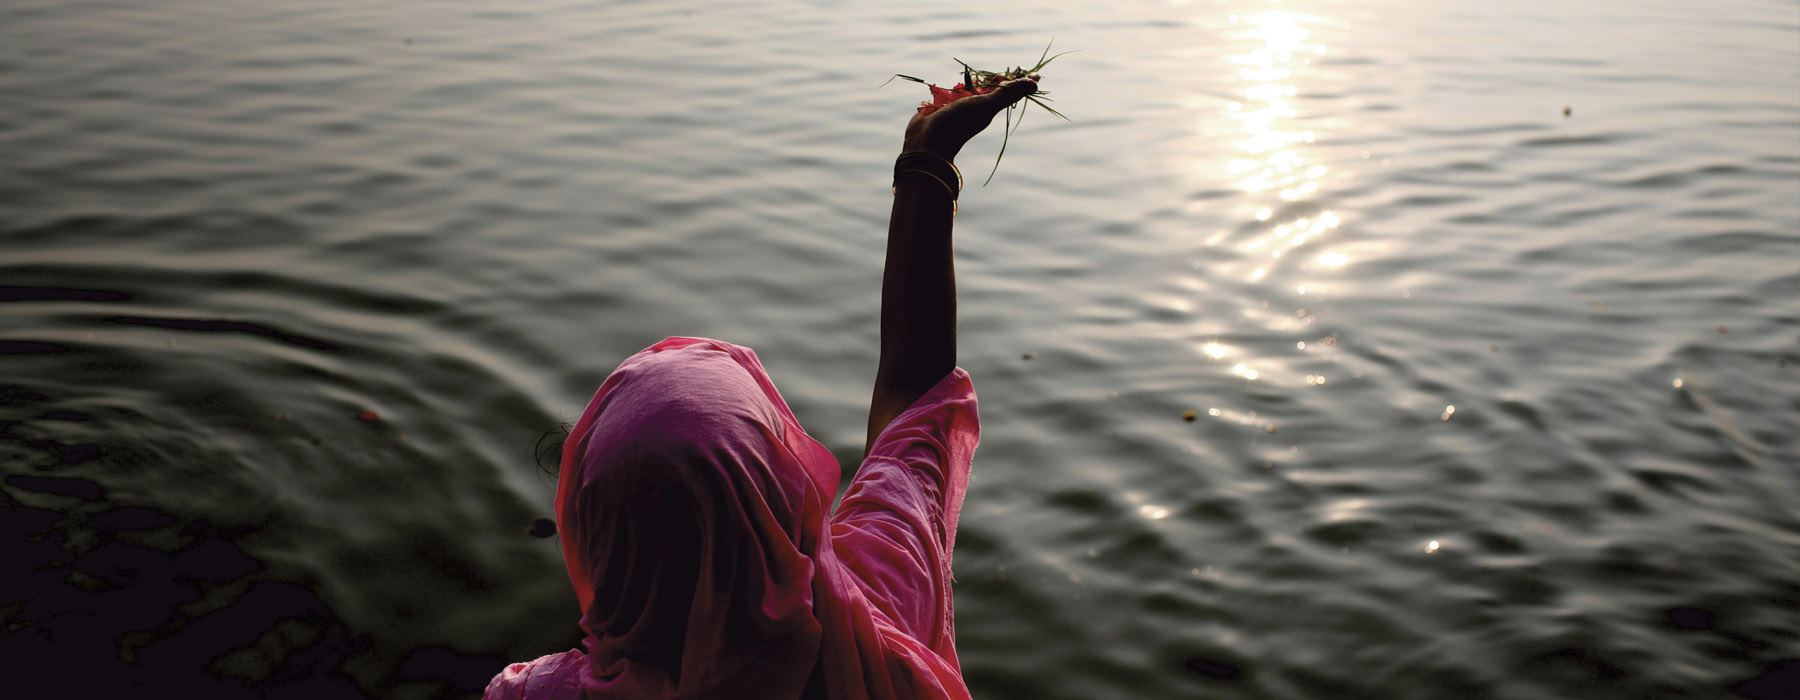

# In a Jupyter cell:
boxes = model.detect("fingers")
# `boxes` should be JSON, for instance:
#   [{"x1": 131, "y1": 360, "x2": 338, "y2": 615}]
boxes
[
  {"x1": 903, "y1": 78, "x2": 1042, "y2": 158},
  {"x1": 998, "y1": 78, "x2": 1039, "y2": 98},
  {"x1": 937, "y1": 79, "x2": 1036, "y2": 128},
  {"x1": 981, "y1": 79, "x2": 1039, "y2": 112}
]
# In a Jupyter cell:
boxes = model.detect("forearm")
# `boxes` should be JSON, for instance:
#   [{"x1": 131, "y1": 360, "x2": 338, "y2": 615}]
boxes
[
  {"x1": 866, "y1": 175, "x2": 958, "y2": 452},
  {"x1": 863, "y1": 78, "x2": 1032, "y2": 453}
]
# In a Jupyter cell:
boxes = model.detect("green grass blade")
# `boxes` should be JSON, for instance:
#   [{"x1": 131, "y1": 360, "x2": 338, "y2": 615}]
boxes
[
  {"x1": 881, "y1": 73, "x2": 927, "y2": 88},
  {"x1": 1030, "y1": 50, "x2": 1078, "y2": 73},
  {"x1": 984, "y1": 104, "x2": 1013, "y2": 186},
  {"x1": 1025, "y1": 38, "x2": 1079, "y2": 74},
  {"x1": 1026, "y1": 95, "x2": 1070, "y2": 121}
]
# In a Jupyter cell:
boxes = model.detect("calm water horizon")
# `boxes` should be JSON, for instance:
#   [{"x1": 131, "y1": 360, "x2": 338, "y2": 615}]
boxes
[{"x1": 4, "y1": 0, "x2": 1797, "y2": 698}]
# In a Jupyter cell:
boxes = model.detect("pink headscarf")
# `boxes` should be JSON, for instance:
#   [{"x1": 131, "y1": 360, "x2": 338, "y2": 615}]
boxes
[{"x1": 488, "y1": 337, "x2": 972, "y2": 700}]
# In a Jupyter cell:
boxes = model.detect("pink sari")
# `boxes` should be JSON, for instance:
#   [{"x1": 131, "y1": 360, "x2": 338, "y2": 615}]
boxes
[{"x1": 485, "y1": 337, "x2": 979, "y2": 700}]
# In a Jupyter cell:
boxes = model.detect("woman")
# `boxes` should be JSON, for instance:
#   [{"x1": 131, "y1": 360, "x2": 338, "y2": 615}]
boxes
[{"x1": 485, "y1": 78, "x2": 1040, "y2": 700}]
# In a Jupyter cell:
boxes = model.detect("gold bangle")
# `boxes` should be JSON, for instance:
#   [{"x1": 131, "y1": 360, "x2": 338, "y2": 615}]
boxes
[{"x1": 893, "y1": 150, "x2": 961, "y2": 199}]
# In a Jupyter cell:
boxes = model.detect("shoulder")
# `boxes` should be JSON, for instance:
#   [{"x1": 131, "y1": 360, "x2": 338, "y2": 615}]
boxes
[{"x1": 483, "y1": 649, "x2": 586, "y2": 700}]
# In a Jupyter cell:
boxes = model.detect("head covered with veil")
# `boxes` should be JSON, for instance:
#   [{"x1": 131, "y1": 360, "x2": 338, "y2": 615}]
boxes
[{"x1": 490, "y1": 337, "x2": 973, "y2": 700}]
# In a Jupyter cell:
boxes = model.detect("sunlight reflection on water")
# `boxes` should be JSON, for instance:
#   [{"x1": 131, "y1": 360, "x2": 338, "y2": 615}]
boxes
[
  {"x1": 1226, "y1": 6, "x2": 1345, "y2": 281},
  {"x1": 1195, "y1": 3, "x2": 1351, "y2": 392}
]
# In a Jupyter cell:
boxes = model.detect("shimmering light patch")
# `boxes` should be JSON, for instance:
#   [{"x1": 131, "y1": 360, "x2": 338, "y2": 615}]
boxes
[
  {"x1": 1672, "y1": 378, "x2": 1684, "y2": 389},
  {"x1": 1206, "y1": 406, "x2": 1276, "y2": 432},
  {"x1": 1223, "y1": 9, "x2": 1348, "y2": 289},
  {"x1": 1425, "y1": 540, "x2": 1441, "y2": 554},
  {"x1": 1207, "y1": 7, "x2": 1352, "y2": 389},
  {"x1": 1138, "y1": 504, "x2": 1171, "y2": 520},
  {"x1": 1228, "y1": 12, "x2": 1320, "y2": 193}
]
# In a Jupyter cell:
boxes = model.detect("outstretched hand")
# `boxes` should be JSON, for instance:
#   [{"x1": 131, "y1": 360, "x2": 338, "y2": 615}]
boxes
[{"x1": 902, "y1": 79, "x2": 1038, "y2": 161}]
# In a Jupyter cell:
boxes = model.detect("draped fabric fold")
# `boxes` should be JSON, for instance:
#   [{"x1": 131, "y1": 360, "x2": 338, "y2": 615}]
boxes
[{"x1": 485, "y1": 338, "x2": 978, "y2": 700}]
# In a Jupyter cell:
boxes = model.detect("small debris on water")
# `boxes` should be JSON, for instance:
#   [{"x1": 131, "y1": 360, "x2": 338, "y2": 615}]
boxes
[
  {"x1": 1182, "y1": 410, "x2": 1199, "y2": 422},
  {"x1": 1716, "y1": 325, "x2": 1728, "y2": 334},
  {"x1": 358, "y1": 411, "x2": 379, "y2": 422},
  {"x1": 529, "y1": 518, "x2": 557, "y2": 538},
  {"x1": 1562, "y1": 106, "x2": 1571, "y2": 118},
  {"x1": 309, "y1": 436, "x2": 322, "y2": 445},
  {"x1": 1441, "y1": 405, "x2": 1456, "y2": 421},
  {"x1": 1021, "y1": 352, "x2": 1036, "y2": 360}
]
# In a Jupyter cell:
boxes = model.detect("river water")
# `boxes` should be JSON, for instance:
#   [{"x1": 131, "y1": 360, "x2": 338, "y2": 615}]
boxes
[{"x1": 3, "y1": 0, "x2": 1797, "y2": 698}]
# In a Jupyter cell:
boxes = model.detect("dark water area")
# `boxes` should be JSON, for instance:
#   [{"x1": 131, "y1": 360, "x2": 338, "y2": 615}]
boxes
[{"x1": 3, "y1": 0, "x2": 1798, "y2": 698}]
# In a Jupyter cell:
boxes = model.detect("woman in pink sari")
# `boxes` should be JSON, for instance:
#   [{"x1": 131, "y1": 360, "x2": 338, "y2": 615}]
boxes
[{"x1": 485, "y1": 79, "x2": 1040, "y2": 700}]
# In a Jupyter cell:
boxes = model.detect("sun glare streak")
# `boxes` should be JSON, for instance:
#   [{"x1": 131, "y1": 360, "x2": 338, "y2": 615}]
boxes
[
  {"x1": 1226, "y1": 8, "x2": 1346, "y2": 278},
  {"x1": 1193, "y1": 4, "x2": 1355, "y2": 390}
]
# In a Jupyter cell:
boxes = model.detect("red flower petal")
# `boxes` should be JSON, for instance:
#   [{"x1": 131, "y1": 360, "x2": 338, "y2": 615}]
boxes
[{"x1": 917, "y1": 82, "x2": 998, "y2": 115}]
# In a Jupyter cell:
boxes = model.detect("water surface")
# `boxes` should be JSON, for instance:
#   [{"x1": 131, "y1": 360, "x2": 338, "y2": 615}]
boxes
[{"x1": 4, "y1": 0, "x2": 1797, "y2": 698}]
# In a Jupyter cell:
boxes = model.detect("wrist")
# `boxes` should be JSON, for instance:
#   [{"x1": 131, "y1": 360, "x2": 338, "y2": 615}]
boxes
[
  {"x1": 900, "y1": 142, "x2": 957, "y2": 163},
  {"x1": 894, "y1": 150, "x2": 962, "y2": 201}
]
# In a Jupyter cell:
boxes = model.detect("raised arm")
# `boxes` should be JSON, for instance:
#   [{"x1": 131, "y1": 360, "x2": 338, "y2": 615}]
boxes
[{"x1": 866, "y1": 79, "x2": 1037, "y2": 455}]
